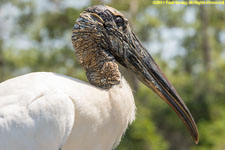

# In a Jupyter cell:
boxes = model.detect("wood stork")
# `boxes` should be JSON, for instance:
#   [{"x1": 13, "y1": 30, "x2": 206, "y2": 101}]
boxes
[{"x1": 0, "y1": 5, "x2": 199, "y2": 150}]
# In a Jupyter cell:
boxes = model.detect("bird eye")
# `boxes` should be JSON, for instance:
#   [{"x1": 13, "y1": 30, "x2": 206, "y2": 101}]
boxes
[{"x1": 115, "y1": 16, "x2": 124, "y2": 28}]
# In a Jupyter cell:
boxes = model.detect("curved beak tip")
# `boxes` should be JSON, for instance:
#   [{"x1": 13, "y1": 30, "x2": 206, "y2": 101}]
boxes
[{"x1": 195, "y1": 134, "x2": 199, "y2": 144}]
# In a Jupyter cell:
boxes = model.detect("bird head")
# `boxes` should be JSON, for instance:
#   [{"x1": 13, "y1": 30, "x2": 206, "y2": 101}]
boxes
[{"x1": 72, "y1": 5, "x2": 199, "y2": 144}]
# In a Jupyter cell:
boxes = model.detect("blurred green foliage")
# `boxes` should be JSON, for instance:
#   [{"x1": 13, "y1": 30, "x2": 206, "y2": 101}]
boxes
[{"x1": 0, "y1": 0, "x2": 225, "y2": 150}]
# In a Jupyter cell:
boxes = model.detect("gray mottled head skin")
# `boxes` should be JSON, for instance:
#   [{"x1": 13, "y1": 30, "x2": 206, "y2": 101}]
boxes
[
  {"x1": 72, "y1": 5, "x2": 127, "y2": 89},
  {"x1": 72, "y1": 5, "x2": 199, "y2": 143}
]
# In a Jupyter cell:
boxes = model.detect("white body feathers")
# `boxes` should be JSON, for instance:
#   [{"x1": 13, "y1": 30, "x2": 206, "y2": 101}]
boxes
[{"x1": 0, "y1": 72, "x2": 136, "y2": 150}]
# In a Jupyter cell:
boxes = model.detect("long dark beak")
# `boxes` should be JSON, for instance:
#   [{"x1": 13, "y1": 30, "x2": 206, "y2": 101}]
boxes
[{"x1": 118, "y1": 32, "x2": 199, "y2": 144}]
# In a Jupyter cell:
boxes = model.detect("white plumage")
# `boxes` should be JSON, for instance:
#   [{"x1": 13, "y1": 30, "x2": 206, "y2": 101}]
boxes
[{"x1": 0, "y1": 72, "x2": 136, "y2": 150}]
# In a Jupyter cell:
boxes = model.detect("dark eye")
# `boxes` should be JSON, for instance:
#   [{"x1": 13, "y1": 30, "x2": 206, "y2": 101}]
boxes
[{"x1": 115, "y1": 16, "x2": 124, "y2": 27}]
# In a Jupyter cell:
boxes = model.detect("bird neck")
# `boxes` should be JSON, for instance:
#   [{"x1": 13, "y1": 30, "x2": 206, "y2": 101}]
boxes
[
  {"x1": 86, "y1": 61, "x2": 121, "y2": 89},
  {"x1": 72, "y1": 23, "x2": 122, "y2": 89},
  {"x1": 73, "y1": 35, "x2": 121, "y2": 89}
]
